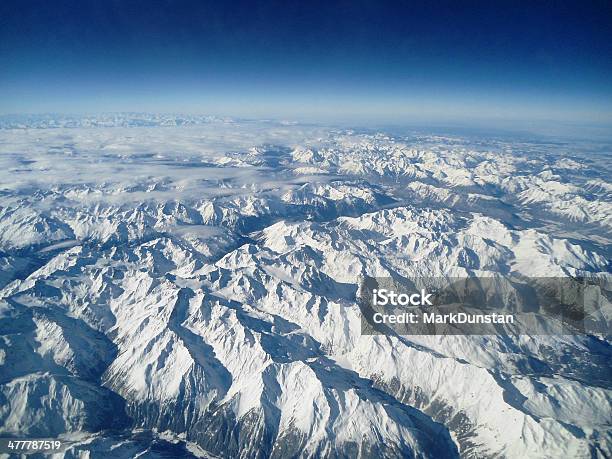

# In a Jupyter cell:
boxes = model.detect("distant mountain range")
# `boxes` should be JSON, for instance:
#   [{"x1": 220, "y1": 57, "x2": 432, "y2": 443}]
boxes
[{"x1": 0, "y1": 117, "x2": 610, "y2": 458}]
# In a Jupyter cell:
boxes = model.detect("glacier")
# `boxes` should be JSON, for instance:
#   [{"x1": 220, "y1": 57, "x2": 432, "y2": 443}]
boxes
[{"x1": 0, "y1": 115, "x2": 610, "y2": 458}]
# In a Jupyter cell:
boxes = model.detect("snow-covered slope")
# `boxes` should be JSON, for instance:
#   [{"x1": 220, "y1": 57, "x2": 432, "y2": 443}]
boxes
[{"x1": 0, "y1": 118, "x2": 610, "y2": 458}]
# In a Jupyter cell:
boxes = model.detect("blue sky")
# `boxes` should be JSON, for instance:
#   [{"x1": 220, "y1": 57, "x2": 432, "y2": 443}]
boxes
[{"x1": 1, "y1": 0, "x2": 611, "y2": 125}]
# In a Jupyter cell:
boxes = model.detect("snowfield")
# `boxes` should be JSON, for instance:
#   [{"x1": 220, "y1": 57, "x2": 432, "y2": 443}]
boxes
[{"x1": 0, "y1": 115, "x2": 610, "y2": 458}]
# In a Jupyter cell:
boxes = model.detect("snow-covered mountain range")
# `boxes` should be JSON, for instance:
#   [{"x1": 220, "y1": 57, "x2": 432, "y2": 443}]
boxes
[{"x1": 0, "y1": 116, "x2": 610, "y2": 458}]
